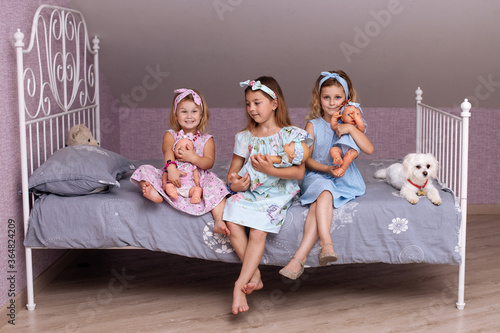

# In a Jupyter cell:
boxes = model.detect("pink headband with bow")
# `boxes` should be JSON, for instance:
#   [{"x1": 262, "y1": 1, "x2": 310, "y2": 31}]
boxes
[{"x1": 174, "y1": 88, "x2": 203, "y2": 113}]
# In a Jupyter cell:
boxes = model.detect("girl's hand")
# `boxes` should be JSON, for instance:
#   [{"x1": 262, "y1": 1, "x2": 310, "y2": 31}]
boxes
[
  {"x1": 165, "y1": 167, "x2": 187, "y2": 188},
  {"x1": 334, "y1": 123, "x2": 354, "y2": 138},
  {"x1": 229, "y1": 172, "x2": 250, "y2": 192},
  {"x1": 251, "y1": 154, "x2": 274, "y2": 174},
  {"x1": 326, "y1": 165, "x2": 341, "y2": 178},
  {"x1": 176, "y1": 144, "x2": 197, "y2": 163}
]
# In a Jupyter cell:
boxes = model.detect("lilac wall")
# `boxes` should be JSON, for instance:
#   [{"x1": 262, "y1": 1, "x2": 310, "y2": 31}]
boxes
[
  {"x1": 0, "y1": 1, "x2": 118, "y2": 310},
  {"x1": 119, "y1": 107, "x2": 499, "y2": 205}
]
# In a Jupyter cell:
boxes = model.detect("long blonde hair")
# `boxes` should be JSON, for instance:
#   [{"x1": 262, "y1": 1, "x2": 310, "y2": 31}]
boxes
[
  {"x1": 169, "y1": 88, "x2": 210, "y2": 133},
  {"x1": 242, "y1": 76, "x2": 292, "y2": 132},
  {"x1": 306, "y1": 70, "x2": 357, "y2": 121}
]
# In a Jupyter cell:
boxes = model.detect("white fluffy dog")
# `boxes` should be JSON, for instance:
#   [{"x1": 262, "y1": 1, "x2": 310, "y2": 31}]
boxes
[{"x1": 374, "y1": 153, "x2": 442, "y2": 205}]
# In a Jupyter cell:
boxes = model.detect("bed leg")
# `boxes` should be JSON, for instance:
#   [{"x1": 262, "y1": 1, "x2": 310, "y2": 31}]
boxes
[
  {"x1": 456, "y1": 262, "x2": 465, "y2": 309},
  {"x1": 25, "y1": 247, "x2": 36, "y2": 311}
]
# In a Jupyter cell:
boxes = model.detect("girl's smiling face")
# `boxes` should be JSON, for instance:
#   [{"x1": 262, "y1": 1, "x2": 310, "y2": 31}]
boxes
[
  {"x1": 176, "y1": 100, "x2": 202, "y2": 132},
  {"x1": 320, "y1": 85, "x2": 347, "y2": 118},
  {"x1": 245, "y1": 90, "x2": 278, "y2": 125}
]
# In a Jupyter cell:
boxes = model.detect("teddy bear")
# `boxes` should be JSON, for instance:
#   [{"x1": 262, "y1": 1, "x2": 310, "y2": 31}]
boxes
[{"x1": 66, "y1": 124, "x2": 99, "y2": 146}]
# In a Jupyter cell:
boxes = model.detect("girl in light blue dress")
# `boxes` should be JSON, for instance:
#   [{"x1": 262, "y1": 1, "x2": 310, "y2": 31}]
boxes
[
  {"x1": 223, "y1": 76, "x2": 313, "y2": 315},
  {"x1": 279, "y1": 71, "x2": 374, "y2": 281}
]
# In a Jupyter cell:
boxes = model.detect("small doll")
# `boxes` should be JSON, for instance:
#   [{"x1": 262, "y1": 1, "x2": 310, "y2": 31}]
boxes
[
  {"x1": 165, "y1": 136, "x2": 203, "y2": 204},
  {"x1": 329, "y1": 102, "x2": 366, "y2": 178},
  {"x1": 239, "y1": 139, "x2": 310, "y2": 193}
]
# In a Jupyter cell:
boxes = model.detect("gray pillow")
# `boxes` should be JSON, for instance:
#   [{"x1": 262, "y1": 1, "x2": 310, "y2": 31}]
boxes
[{"x1": 29, "y1": 145, "x2": 135, "y2": 196}]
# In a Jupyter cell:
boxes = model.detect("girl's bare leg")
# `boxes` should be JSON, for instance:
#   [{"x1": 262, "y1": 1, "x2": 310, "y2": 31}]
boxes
[
  {"x1": 232, "y1": 228, "x2": 268, "y2": 314},
  {"x1": 316, "y1": 191, "x2": 335, "y2": 257},
  {"x1": 212, "y1": 198, "x2": 230, "y2": 236},
  {"x1": 281, "y1": 201, "x2": 319, "y2": 274},
  {"x1": 227, "y1": 222, "x2": 262, "y2": 294},
  {"x1": 140, "y1": 180, "x2": 163, "y2": 203}
]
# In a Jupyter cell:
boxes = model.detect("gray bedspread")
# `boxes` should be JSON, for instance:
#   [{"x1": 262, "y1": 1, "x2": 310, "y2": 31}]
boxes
[{"x1": 25, "y1": 159, "x2": 462, "y2": 266}]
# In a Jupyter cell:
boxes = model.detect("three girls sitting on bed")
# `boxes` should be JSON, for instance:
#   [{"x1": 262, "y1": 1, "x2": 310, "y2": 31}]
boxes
[{"x1": 132, "y1": 71, "x2": 373, "y2": 315}]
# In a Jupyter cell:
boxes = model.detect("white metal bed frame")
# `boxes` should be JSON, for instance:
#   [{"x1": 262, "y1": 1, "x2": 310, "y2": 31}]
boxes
[{"x1": 15, "y1": 5, "x2": 471, "y2": 312}]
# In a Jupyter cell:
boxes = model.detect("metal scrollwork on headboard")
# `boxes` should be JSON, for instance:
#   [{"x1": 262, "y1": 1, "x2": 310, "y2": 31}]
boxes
[{"x1": 15, "y1": 5, "x2": 99, "y2": 120}]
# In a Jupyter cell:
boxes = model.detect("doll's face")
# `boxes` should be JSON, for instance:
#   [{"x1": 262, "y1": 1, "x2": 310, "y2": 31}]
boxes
[
  {"x1": 341, "y1": 105, "x2": 361, "y2": 125},
  {"x1": 283, "y1": 142, "x2": 296, "y2": 161},
  {"x1": 174, "y1": 138, "x2": 194, "y2": 157}
]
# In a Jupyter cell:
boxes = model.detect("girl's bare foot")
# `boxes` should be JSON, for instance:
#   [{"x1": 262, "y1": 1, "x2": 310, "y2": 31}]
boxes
[
  {"x1": 232, "y1": 283, "x2": 249, "y2": 314},
  {"x1": 213, "y1": 220, "x2": 230, "y2": 236},
  {"x1": 140, "y1": 181, "x2": 163, "y2": 203},
  {"x1": 242, "y1": 270, "x2": 263, "y2": 295}
]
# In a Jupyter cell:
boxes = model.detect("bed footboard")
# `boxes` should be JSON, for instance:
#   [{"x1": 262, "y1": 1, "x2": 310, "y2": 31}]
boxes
[{"x1": 415, "y1": 87, "x2": 471, "y2": 309}]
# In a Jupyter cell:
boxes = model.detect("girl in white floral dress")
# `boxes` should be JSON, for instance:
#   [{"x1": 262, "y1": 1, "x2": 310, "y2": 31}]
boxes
[
  {"x1": 130, "y1": 88, "x2": 229, "y2": 236},
  {"x1": 223, "y1": 76, "x2": 313, "y2": 315}
]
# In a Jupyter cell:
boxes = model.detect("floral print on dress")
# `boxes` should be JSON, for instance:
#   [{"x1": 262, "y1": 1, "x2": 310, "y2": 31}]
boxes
[
  {"x1": 130, "y1": 129, "x2": 229, "y2": 216},
  {"x1": 223, "y1": 126, "x2": 313, "y2": 234}
]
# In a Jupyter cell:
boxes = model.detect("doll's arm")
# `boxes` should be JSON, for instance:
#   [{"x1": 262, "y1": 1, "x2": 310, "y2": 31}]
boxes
[
  {"x1": 353, "y1": 113, "x2": 365, "y2": 133},
  {"x1": 269, "y1": 155, "x2": 283, "y2": 164},
  {"x1": 252, "y1": 154, "x2": 305, "y2": 179},
  {"x1": 330, "y1": 111, "x2": 341, "y2": 131}
]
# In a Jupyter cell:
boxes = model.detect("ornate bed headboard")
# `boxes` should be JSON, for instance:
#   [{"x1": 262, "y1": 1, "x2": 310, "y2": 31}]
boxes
[
  {"x1": 15, "y1": 5, "x2": 100, "y2": 175},
  {"x1": 14, "y1": 6, "x2": 101, "y2": 309}
]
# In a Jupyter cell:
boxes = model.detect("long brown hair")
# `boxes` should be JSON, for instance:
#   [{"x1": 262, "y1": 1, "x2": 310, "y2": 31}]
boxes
[
  {"x1": 306, "y1": 70, "x2": 357, "y2": 121},
  {"x1": 242, "y1": 76, "x2": 292, "y2": 132}
]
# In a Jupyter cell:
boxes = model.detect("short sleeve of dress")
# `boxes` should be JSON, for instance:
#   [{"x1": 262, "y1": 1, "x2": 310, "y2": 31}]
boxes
[
  {"x1": 233, "y1": 131, "x2": 251, "y2": 158},
  {"x1": 281, "y1": 126, "x2": 314, "y2": 147}
]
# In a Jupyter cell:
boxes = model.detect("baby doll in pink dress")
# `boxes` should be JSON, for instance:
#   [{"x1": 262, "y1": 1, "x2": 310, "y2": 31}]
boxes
[{"x1": 165, "y1": 137, "x2": 203, "y2": 204}]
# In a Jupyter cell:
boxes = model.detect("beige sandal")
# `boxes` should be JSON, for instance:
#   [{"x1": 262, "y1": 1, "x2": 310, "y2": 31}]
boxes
[
  {"x1": 318, "y1": 243, "x2": 338, "y2": 266},
  {"x1": 279, "y1": 257, "x2": 305, "y2": 280}
]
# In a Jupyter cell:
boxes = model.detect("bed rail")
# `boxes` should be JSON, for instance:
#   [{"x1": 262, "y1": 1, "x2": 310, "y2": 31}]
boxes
[
  {"x1": 415, "y1": 87, "x2": 471, "y2": 309},
  {"x1": 15, "y1": 5, "x2": 100, "y2": 311}
]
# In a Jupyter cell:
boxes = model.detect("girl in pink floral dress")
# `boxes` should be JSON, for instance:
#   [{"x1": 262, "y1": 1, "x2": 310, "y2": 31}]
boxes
[{"x1": 130, "y1": 88, "x2": 229, "y2": 235}]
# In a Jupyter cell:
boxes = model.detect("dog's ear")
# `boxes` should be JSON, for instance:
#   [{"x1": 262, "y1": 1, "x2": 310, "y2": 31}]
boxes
[{"x1": 402, "y1": 153, "x2": 415, "y2": 176}]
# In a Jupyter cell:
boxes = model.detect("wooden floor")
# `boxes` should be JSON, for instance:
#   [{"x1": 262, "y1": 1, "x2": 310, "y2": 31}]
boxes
[{"x1": 2, "y1": 214, "x2": 499, "y2": 333}]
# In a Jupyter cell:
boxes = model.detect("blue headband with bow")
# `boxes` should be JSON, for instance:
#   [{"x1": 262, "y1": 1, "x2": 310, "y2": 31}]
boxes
[
  {"x1": 318, "y1": 72, "x2": 349, "y2": 100},
  {"x1": 340, "y1": 101, "x2": 362, "y2": 115}
]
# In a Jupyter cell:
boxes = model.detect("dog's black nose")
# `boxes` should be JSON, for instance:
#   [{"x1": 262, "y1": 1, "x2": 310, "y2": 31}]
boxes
[{"x1": 423, "y1": 171, "x2": 428, "y2": 176}]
